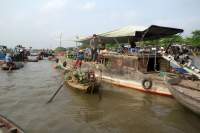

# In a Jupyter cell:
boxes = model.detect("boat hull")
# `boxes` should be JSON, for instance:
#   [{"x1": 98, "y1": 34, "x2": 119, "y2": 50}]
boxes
[
  {"x1": 58, "y1": 58, "x2": 172, "y2": 97},
  {"x1": 97, "y1": 74, "x2": 172, "y2": 97},
  {"x1": 165, "y1": 77, "x2": 200, "y2": 115},
  {"x1": 65, "y1": 80, "x2": 99, "y2": 93}
]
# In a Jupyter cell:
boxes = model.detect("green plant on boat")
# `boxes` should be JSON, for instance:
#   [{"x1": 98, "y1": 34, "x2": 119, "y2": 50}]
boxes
[{"x1": 65, "y1": 70, "x2": 91, "y2": 84}]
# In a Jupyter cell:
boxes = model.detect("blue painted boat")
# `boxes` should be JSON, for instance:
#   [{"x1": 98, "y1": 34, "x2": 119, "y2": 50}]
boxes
[{"x1": 0, "y1": 45, "x2": 6, "y2": 65}]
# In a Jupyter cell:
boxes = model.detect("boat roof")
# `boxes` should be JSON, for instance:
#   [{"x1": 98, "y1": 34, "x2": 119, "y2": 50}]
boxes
[
  {"x1": 78, "y1": 25, "x2": 183, "y2": 44},
  {"x1": 0, "y1": 45, "x2": 7, "y2": 49}
]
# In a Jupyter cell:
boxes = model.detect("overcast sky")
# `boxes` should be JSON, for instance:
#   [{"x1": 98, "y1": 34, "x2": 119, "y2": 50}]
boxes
[{"x1": 0, "y1": 0, "x2": 200, "y2": 49}]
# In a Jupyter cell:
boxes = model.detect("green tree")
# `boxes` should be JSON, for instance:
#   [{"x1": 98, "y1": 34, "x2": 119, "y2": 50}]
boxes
[
  {"x1": 54, "y1": 47, "x2": 66, "y2": 52},
  {"x1": 144, "y1": 35, "x2": 184, "y2": 47},
  {"x1": 79, "y1": 43, "x2": 89, "y2": 49},
  {"x1": 185, "y1": 30, "x2": 200, "y2": 46}
]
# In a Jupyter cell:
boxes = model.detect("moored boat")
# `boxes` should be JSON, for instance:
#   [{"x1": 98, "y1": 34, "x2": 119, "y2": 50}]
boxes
[
  {"x1": 1, "y1": 62, "x2": 24, "y2": 70},
  {"x1": 27, "y1": 56, "x2": 38, "y2": 62},
  {"x1": 0, "y1": 45, "x2": 6, "y2": 66},
  {"x1": 74, "y1": 25, "x2": 184, "y2": 97},
  {"x1": 165, "y1": 74, "x2": 200, "y2": 115},
  {"x1": 0, "y1": 114, "x2": 25, "y2": 133}
]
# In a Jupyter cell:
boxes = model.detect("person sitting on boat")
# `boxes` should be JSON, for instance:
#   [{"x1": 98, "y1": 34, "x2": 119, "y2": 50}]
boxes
[
  {"x1": 5, "y1": 53, "x2": 15, "y2": 69},
  {"x1": 74, "y1": 49, "x2": 84, "y2": 69}
]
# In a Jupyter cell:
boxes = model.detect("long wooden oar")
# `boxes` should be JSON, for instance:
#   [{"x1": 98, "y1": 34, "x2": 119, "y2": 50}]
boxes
[
  {"x1": 46, "y1": 82, "x2": 64, "y2": 104},
  {"x1": 98, "y1": 69, "x2": 103, "y2": 101}
]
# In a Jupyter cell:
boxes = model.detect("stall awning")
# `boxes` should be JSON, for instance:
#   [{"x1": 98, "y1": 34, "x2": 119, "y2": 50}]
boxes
[
  {"x1": 77, "y1": 25, "x2": 183, "y2": 44},
  {"x1": 78, "y1": 26, "x2": 146, "y2": 44},
  {"x1": 136, "y1": 25, "x2": 184, "y2": 40}
]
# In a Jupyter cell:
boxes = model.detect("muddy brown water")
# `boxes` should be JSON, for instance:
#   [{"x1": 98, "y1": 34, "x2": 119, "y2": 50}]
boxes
[{"x1": 0, "y1": 60, "x2": 200, "y2": 133}]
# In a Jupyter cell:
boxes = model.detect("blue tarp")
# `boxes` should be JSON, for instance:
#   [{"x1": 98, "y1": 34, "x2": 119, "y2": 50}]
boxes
[
  {"x1": 175, "y1": 68, "x2": 188, "y2": 74},
  {"x1": 0, "y1": 53, "x2": 5, "y2": 61}
]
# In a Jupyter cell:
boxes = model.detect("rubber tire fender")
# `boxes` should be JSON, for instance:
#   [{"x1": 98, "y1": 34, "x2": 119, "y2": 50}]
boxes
[
  {"x1": 63, "y1": 61, "x2": 67, "y2": 67},
  {"x1": 142, "y1": 79, "x2": 152, "y2": 89}
]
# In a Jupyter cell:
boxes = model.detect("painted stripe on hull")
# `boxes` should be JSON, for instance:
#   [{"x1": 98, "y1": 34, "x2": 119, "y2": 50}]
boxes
[{"x1": 96, "y1": 75, "x2": 172, "y2": 97}]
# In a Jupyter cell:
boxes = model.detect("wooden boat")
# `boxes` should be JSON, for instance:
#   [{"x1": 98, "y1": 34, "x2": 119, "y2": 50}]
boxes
[
  {"x1": 27, "y1": 59, "x2": 38, "y2": 62},
  {"x1": 165, "y1": 74, "x2": 200, "y2": 115},
  {"x1": 73, "y1": 25, "x2": 185, "y2": 97},
  {"x1": 27, "y1": 56, "x2": 38, "y2": 62},
  {"x1": 0, "y1": 114, "x2": 25, "y2": 133},
  {"x1": 65, "y1": 80, "x2": 99, "y2": 93},
  {"x1": 1, "y1": 62, "x2": 24, "y2": 70},
  {"x1": 0, "y1": 45, "x2": 6, "y2": 66},
  {"x1": 65, "y1": 70, "x2": 100, "y2": 93}
]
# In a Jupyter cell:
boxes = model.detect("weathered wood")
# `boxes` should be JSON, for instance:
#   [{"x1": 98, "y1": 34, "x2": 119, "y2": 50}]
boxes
[{"x1": 165, "y1": 76, "x2": 200, "y2": 115}]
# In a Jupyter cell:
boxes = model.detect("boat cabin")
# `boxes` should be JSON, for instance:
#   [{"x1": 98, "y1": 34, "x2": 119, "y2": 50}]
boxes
[
  {"x1": 78, "y1": 25, "x2": 183, "y2": 75},
  {"x1": 100, "y1": 49, "x2": 171, "y2": 76}
]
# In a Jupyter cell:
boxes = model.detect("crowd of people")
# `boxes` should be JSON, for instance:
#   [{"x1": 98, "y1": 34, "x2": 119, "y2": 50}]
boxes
[{"x1": 73, "y1": 34, "x2": 108, "y2": 68}]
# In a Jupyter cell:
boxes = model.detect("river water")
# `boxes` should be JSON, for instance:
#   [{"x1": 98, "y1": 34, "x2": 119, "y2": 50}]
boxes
[{"x1": 0, "y1": 60, "x2": 200, "y2": 133}]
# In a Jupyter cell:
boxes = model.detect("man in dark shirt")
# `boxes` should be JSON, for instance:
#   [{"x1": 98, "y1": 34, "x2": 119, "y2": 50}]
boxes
[{"x1": 90, "y1": 34, "x2": 100, "y2": 62}]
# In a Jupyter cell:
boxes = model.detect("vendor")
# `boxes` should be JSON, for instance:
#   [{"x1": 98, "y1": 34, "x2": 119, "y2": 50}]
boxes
[
  {"x1": 90, "y1": 34, "x2": 100, "y2": 62},
  {"x1": 5, "y1": 53, "x2": 15, "y2": 70},
  {"x1": 74, "y1": 49, "x2": 84, "y2": 69}
]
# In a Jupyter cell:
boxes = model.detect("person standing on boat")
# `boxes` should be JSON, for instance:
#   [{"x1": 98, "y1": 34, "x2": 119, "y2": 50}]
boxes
[
  {"x1": 90, "y1": 34, "x2": 100, "y2": 62},
  {"x1": 5, "y1": 53, "x2": 15, "y2": 70}
]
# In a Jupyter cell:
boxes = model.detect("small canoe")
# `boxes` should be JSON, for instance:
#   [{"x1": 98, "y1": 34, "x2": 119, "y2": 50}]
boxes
[
  {"x1": 1, "y1": 62, "x2": 24, "y2": 70},
  {"x1": 165, "y1": 75, "x2": 200, "y2": 115},
  {"x1": 27, "y1": 56, "x2": 38, "y2": 62},
  {"x1": 27, "y1": 59, "x2": 38, "y2": 62},
  {"x1": 0, "y1": 114, "x2": 25, "y2": 133},
  {"x1": 66, "y1": 80, "x2": 99, "y2": 93}
]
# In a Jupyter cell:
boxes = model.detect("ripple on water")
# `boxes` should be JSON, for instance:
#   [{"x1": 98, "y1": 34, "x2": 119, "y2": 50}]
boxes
[{"x1": 0, "y1": 61, "x2": 200, "y2": 133}]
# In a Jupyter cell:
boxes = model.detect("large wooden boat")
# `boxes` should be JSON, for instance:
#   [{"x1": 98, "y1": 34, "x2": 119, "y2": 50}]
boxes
[
  {"x1": 93, "y1": 53, "x2": 173, "y2": 96},
  {"x1": 165, "y1": 74, "x2": 200, "y2": 115},
  {"x1": 59, "y1": 54, "x2": 172, "y2": 96},
  {"x1": 0, "y1": 114, "x2": 25, "y2": 133},
  {"x1": 74, "y1": 25, "x2": 184, "y2": 97},
  {"x1": 1, "y1": 62, "x2": 24, "y2": 70}
]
